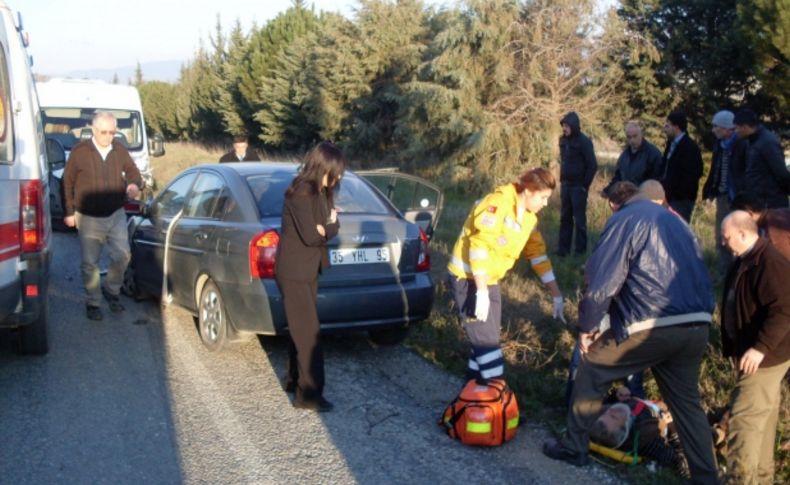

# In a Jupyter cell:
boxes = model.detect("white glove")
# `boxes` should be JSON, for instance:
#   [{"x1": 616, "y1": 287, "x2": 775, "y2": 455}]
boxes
[
  {"x1": 474, "y1": 289, "x2": 490, "y2": 322},
  {"x1": 553, "y1": 296, "x2": 566, "y2": 323}
]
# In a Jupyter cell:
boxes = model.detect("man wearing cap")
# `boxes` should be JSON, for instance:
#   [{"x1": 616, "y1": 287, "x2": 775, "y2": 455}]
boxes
[
  {"x1": 733, "y1": 109, "x2": 789, "y2": 209},
  {"x1": 659, "y1": 112, "x2": 704, "y2": 223},
  {"x1": 703, "y1": 110, "x2": 747, "y2": 278},
  {"x1": 219, "y1": 135, "x2": 261, "y2": 162}
]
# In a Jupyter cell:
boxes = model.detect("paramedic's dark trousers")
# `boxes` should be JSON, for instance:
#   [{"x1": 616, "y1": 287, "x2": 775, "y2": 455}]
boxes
[
  {"x1": 566, "y1": 323, "x2": 718, "y2": 484},
  {"x1": 448, "y1": 275, "x2": 504, "y2": 382},
  {"x1": 277, "y1": 277, "x2": 324, "y2": 403}
]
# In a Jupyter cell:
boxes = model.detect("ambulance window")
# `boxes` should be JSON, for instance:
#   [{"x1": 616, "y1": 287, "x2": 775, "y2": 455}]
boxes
[{"x1": 0, "y1": 43, "x2": 13, "y2": 164}]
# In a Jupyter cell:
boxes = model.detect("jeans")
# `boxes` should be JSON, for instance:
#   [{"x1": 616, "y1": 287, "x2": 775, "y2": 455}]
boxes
[
  {"x1": 559, "y1": 185, "x2": 588, "y2": 255},
  {"x1": 75, "y1": 208, "x2": 131, "y2": 306}
]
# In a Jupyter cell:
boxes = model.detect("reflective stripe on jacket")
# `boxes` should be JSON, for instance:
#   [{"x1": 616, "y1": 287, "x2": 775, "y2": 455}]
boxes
[{"x1": 448, "y1": 183, "x2": 554, "y2": 285}]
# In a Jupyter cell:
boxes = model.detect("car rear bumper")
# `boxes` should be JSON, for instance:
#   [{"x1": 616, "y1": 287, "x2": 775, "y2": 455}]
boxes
[
  {"x1": 0, "y1": 251, "x2": 50, "y2": 327},
  {"x1": 222, "y1": 273, "x2": 435, "y2": 336}
]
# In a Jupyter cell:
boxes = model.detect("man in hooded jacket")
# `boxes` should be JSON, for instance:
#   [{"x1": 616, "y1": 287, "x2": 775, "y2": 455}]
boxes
[{"x1": 558, "y1": 112, "x2": 598, "y2": 256}]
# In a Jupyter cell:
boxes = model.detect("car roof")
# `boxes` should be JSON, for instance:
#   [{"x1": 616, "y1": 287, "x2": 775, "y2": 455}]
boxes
[{"x1": 192, "y1": 161, "x2": 299, "y2": 177}]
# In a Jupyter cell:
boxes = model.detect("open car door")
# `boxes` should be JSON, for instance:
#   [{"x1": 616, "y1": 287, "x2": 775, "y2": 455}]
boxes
[{"x1": 357, "y1": 169, "x2": 443, "y2": 239}]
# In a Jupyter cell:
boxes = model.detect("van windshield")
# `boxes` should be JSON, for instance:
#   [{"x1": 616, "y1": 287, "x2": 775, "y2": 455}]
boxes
[{"x1": 41, "y1": 108, "x2": 143, "y2": 152}]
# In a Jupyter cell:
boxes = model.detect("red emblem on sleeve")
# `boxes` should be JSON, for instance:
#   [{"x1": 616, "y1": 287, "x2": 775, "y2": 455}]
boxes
[{"x1": 486, "y1": 206, "x2": 497, "y2": 213}]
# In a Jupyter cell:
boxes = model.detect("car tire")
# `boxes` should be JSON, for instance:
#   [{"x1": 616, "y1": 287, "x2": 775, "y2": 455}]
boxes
[
  {"x1": 121, "y1": 264, "x2": 146, "y2": 301},
  {"x1": 198, "y1": 280, "x2": 228, "y2": 352},
  {"x1": 19, "y1": 294, "x2": 49, "y2": 355},
  {"x1": 368, "y1": 324, "x2": 410, "y2": 346}
]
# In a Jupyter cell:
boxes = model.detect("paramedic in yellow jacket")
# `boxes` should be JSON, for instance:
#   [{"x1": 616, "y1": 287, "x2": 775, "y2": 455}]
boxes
[{"x1": 448, "y1": 167, "x2": 565, "y2": 383}]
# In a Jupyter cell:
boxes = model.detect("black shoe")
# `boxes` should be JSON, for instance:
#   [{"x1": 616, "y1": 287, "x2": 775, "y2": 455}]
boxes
[
  {"x1": 102, "y1": 288, "x2": 124, "y2": 313},
  {"x1": 542, "y1": 438, "x2": 589, "y2": 467},
  {"x1": 292, "y1": 397, "x2": 334, "y2": 413},
  {"x1": 86, "y1": 305, "x2": 103, "y2": 321},
  {"x1": 282, "y1": 378, "x2": 296, "y2": 394}
]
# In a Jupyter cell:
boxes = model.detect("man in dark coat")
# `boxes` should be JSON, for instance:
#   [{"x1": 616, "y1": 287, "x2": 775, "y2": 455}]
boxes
[
  {"x1": 219, "y1": 135, "x2": 260, "y2": 162},
  {"x1": 603, "y1": 121, "x2": 663, "y2": 197},
  {"x1": 557, "y1": 111, "x2": 598, "y2": 256},
  {"x1": 659, "y1": 112, "x2": 703, "y2": 223},
  {"x1": 733, "y1": 109, "x2": 790, "y2": 209},
  {"x1": 720, "y1": 211, "x2": 790, "y2": 484}
]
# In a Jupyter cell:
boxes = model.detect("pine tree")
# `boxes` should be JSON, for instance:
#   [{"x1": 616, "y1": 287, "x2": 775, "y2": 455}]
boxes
[
  {"x1": 737, "y1": 0, "x2": 790, "y2": 118},
  {"x1": 133, "y1": 61, "x2": 144, "y2": 87}
]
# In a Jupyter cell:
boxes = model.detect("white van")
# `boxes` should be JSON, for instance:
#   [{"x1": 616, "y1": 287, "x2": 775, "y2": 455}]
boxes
[
  {"x1": 35, "y1": 78, "x2": 164, "y2": 222},
  {"x1": 0, "y1": 1, "x2": 51, "y2": 354}
]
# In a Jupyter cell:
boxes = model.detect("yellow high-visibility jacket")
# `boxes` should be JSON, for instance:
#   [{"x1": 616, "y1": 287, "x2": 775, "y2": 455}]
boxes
[{"x1": 448, "y1": 183, "x2": 555, "y2": 286}]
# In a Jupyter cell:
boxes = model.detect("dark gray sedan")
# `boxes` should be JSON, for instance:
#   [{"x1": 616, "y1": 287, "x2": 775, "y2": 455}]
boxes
[{"x1": 124, "y1": 162, "x2": 442, "y2": 350}]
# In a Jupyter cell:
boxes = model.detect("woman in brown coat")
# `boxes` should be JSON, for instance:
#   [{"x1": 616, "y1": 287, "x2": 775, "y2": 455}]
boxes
[{"x1": 275, "y1": 142, "x2": 345, "y2": 412}]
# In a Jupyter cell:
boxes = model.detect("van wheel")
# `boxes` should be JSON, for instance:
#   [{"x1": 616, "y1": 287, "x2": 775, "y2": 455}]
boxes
[
  {"x1": 368, "y1": 325, "x2": 410, "y2": 346},
  {"x1": 198, "y1": 280, "x2": 228, "y2": 352},
  {"x1": 19, "y1": 295, "x2": 49, "y2": 355}
]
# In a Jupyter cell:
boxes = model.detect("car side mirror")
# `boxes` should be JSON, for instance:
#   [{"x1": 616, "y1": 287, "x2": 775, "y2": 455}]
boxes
[{"x1": 149, "y1": 134, "x2": 165, "y2": 157}]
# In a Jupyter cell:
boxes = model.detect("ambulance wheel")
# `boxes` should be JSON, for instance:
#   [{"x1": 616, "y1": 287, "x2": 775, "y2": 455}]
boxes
[{"x1": 368, "y1": 324, "x2": 410, "y2": 346}]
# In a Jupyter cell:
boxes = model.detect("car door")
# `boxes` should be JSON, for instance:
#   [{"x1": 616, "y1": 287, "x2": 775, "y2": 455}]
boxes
[
  {"x1": 131, "y1": 172, "x2": 197, "y2": 295},
  {"x1": 356, "y1": 170, "x2": 443, "y2": 239},
  {"x1": 167, "y1": 171, "x2": 225, "y2": 307}
]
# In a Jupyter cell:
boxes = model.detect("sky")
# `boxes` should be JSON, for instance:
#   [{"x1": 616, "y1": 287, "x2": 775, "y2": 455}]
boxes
[
  {"x1": 19, "y1": 0, "x2": 614, "y2": 80},
  {"x1": 19, "y1": 0, "x2": 362, "y2": 77}
]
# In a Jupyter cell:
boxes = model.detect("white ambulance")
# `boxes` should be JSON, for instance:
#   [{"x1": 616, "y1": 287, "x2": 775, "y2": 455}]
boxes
[
  {"x1": 36, "y1": 78, "x2": 164, "y2": 223},
  {"x1": 0, "y1": 1, "x2": 51, "y2": 354}
]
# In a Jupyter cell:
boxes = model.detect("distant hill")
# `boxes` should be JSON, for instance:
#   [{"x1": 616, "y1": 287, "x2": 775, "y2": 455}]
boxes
[{"x1": 35, "y1": 59, "x2": 183, "y2": 84}]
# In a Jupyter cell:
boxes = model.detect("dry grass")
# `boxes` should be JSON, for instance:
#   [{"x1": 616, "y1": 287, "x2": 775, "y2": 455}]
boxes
[
  {"x1": 149, "y1": 141, "x2": 224, "y2": 189},
  {"x1": 150, "y1": 144, "x2": 788, "y2": 482}
]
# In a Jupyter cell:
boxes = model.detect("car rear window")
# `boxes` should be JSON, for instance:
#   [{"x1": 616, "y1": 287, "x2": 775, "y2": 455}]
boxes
[{"x1": 248, "y1": 172, "x2": 393, "y2": 217}]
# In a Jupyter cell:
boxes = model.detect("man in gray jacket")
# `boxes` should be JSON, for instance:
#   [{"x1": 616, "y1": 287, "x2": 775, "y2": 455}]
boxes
[
  {"x1": 603, "y1": 121, "x2": 663, "y2": 198},
  {"x1": 543, "y1": 195, "x2": 718, "y2": 484}
]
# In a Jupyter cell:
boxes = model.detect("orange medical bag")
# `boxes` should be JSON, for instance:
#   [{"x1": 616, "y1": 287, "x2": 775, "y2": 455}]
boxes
[{"x1": 440, "y1": 379, "x2": 520, "y2": 446}]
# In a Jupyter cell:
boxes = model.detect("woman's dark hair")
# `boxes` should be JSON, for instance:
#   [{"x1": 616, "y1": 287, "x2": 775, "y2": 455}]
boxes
[
  {"x1": 514, "y1": 167, "x2": 556, "y2": 193},
  {"x1": 286, "y1": 141, "x2": 346, "y2": 202}
]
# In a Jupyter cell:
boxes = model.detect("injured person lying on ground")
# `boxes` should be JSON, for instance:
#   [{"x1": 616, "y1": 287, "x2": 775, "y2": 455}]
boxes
[{"x1": 589, "y1": 388, "x2": 689, "y2": 478}]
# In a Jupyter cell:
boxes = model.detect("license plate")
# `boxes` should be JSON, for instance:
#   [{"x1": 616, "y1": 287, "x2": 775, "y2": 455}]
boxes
[{"x1": 329, "y1": 247, "x2": 390, "y2": 265}]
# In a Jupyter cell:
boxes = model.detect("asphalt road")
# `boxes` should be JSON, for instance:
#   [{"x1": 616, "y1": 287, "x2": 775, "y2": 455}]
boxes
[{"x1": 0, "y1": 231, "x2": 624, "y2": 485}]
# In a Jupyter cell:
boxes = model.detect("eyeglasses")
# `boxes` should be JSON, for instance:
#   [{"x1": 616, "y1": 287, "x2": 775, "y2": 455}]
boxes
[{"x1": 96, "y1": 129, "x2": 117, "y2": 135}]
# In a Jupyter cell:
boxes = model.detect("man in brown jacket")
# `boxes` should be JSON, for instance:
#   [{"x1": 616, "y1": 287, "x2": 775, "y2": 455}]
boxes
[
  {"x1": 720, "y1": 211, "x2": 790, "y2": 484},
  {"x1": 63, "y1": 112, "x2": 143, "y2": 321},
  {"x1": 731, "y1": 193, "x2": 790, "y2": 262}
]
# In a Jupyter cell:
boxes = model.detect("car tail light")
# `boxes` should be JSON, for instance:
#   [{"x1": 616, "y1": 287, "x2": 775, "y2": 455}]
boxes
[
  {"x1": 416, "y1": 227, "x2": 430, "y2": 272},
  {"x1": 250, "y1": 230, "x2": 279, "y2": 279},
  {"x1": 20, "y1": 180, "x2": 45, "y2": 253}
]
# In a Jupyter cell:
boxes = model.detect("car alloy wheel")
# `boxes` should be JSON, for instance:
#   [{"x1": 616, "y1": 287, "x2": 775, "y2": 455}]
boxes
[{"x1": 198, "y1": 280, "x2": 228, "y2": 352}]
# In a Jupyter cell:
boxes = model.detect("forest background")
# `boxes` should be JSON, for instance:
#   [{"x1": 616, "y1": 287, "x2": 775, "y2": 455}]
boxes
[{"x1": 119, "y1": 0, "x2": 789, "y2": 482}]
